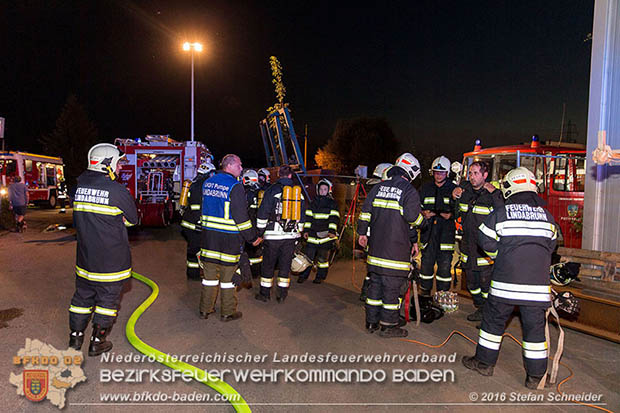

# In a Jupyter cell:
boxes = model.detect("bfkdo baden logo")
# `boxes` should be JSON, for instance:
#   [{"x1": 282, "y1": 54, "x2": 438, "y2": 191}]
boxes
[
  {"x1": 10, "y1": 338, "x2": 87, "y2": 409},
  {"x1": 24, "y1": 370, "x2": 49, "y2": 402}
]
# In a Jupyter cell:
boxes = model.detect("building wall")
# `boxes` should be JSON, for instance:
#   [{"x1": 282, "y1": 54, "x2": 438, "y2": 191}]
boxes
[{"x1": 583, "y1": 0, "x2": 620, "y2": 253}]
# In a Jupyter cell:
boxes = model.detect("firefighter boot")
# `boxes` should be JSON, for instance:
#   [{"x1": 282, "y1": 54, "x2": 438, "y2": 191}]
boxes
[
  {"x1": 88, "y1": 324, "x2": 113, "y2": 357},
  {"x1": 467, "y1": 307, "x2": 484, "y2": 322},
  {"x1": 378, "y1": 325, "x2": 409, "y2": 338},
  {"x1": 525, "y1": 375, "x2": 545, "y2": 389},
  {"x1": 365, "y1": 322, "x2": 379, "y2": 334},
  {"x1": 69, "y1": 331, "x2": 85, "y2": 351},
  {"x1": 462, "y1": 356, "x2": 494, "y2": 376}
]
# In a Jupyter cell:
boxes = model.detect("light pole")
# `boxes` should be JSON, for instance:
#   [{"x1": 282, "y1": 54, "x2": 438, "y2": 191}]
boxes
[{"x1": 182, "y1": 42, "x2": 203, "y2": 142}]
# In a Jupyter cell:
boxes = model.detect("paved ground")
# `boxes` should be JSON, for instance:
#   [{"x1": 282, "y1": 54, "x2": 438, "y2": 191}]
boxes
[{"x1": 1, "y1": 208, "x2": 618, "y2": 412}]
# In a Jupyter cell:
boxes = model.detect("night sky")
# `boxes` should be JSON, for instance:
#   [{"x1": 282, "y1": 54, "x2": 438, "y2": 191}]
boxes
[{"x1": 0, "y1": 0, "x2": 594, "y2": 168}]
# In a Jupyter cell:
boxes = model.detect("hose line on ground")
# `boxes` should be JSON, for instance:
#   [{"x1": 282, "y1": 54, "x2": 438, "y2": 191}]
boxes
[{"x1": 126, "y1": 271, "x2": 251, "y2": 413}]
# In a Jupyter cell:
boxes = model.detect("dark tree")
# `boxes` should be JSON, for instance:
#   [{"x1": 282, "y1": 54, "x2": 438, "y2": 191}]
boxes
[
  {"x1": 315, "y1": 117, "x2": 400, "y2": 175},
  {"x1": 39, "y1": 94, "x2": 99, "y2": 187}
]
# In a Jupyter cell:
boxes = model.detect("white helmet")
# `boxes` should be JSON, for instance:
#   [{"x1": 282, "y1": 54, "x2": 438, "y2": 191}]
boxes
[
  {"x1": 394, "y1": 153, "x2": 421, "y2": 181},
  {"x1": 316, "y1": 178, "x2": 333, "y2": 194},
  {"x1": 501, "y1": 167, "x2": 537, "y2": 198},
  {"x1": 197, "y1": 161, "x2": 215, "y2": 175},
  {"x1": 367, "y1": 163, "x2": 392, "y2": 184},
  {"x1": 431, "y1": 156, "x2": 450, "y2": 173},
  {"x1": 290, "y1": 251, "x2": 313, "y2": 273},
  {"x1": 258, "y1": 167, "x2": 270, "y2": 181},
  {"x1": 88, "y1": 143, "x2": 124, "y2": 174},
  {"x1": 242, "y1": 169, "x2": 259, "y2": 188}
]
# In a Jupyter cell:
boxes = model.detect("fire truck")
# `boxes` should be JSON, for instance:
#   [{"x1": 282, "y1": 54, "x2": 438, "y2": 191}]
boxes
[
  {"x1": 114, "y1": 135, "x2": 212, "y2": 227},
  {"x1": 0, "y1": 151, "x2": 65, "y2": 208},
  {"x1": 461, "y1": 136, "x2": 586, "y2": 248}
]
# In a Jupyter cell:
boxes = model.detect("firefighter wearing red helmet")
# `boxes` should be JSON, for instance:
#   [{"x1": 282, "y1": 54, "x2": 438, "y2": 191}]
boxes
[
  {"x1": 68, "y1": 143, "x2": 138, "y2": 357},
  {"x1": 357, "y1": 153, "x2": 424, "y2": 338},
  {"x1": 463, "y1": 167, "x2": 558, "y2": 390}
]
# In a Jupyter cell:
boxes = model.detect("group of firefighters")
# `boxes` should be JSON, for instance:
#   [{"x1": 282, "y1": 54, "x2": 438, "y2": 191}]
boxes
[{"x1": 66, "y1": 143, "x2": 557, "y2": 389}]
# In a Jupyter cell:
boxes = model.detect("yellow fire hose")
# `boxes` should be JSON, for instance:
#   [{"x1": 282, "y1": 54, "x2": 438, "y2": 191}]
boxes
[{"x1": 125, "y1": 271, "x2": 251, "y2": 412}]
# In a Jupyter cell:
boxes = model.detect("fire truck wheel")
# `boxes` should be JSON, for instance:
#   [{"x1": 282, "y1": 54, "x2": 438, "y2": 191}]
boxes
[{"x1": 47, "y1": 194, "x2": 57, "y2": 209}]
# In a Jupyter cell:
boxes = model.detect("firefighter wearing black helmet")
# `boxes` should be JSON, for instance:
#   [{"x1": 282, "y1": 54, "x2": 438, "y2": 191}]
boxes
[
  {"x1": 418, "y1": 156, "x2": 456, "y2": 295},
  {"x1": 68, "y1": 143, "x2": 138, "y2": 357},
  {"x1": 463, "y1": 167, "x2": 557, "y2": 390},
  {"x1": 298, "y1": 178, "x2": 340, "y2": 284},
  {"x1": 357, "y1": 153, "x2": 424, "y2": 338},
  {"x1": 181, "y1": 161, "x2": 215, "y2": 280}
]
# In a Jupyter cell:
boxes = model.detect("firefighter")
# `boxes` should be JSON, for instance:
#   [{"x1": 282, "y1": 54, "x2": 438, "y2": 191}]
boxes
[
  {"x1": 463, "y1": 167, "x2": 557, "y2": 389},
  {"x1": 298, "y1": 178, "x2": 340, "y2": 284},
  {"x1": 257, "y1": 167, "x2": 271, "y2": 188},
  {"x1": 181, "y1": 161, "x2": 215, "y2": 280},
  {"x1": 199, "y1": 154, "x2": 262, "y2": 321},
  {"x1": 255, "y1": 165, "x2": 306, "y2": 303},
  {"x1": 68, "y1": 143, "x2": 138, "y2": 356},
  {"x1": 360, "y1": 162, "x2": 393, "y2": 301},
  {"x1": 452, "y1": 161, "x2": 503, "y2": 322},
  {"x1": 57, "y1": 176, "x2": 69, "y2": 213},
  {"x1": 419, "y1": 156, "x2": 456, "y2": 296},
  {"x1": 235, "y1": 169, "x2": 263, "y2": 287},
  {"x1": 357, "y1": 153, "x2": 424, "y2": 338}
]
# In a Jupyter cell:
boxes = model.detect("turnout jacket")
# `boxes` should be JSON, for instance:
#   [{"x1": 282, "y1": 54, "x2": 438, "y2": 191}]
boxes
[
  {"x1": 73, "y1": 170, "x2": 139, "y2": 282},
  {"x1": 478, "y1": 192, "x2": 557, "y2": 307},
  {"x1": 456, "y1": 181, "x2": 503, "y2": 269},
  {"x1": 357, "y1": 171, "x2": 423, "y2": 277},
  {"x1": 256, "y1": 177, "x2": 306, "y2": 240},
  {"x1": 419, "y1": 180, "x2": 456, "y2": 249},
  {"x1": 303, "y1": 195, "x2": 340, "y2": 246},
  {"x1": 201, "y1": 172, "x2": 258, "y2": 265},
  {"x1": 181, "y1": 174, "x2": 209, "y2": 232},
  {"x1": 245, "y1": 185, "x2": 260, "y2": 224}
]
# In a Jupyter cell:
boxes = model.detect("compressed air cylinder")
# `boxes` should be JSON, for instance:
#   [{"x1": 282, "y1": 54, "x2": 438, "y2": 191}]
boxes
[
  {"x1": 291, "y1": 186, "x2": 302, "y2": 221},
  {"x1": 179, "y1": 180, "x2": 192, "y2": 207},
  {"x1": 257, "y1": 190, "x2": 265, "y2": 207},
  {"x1": 281, "y1": 186, "x2": 292, "y2": 220}
]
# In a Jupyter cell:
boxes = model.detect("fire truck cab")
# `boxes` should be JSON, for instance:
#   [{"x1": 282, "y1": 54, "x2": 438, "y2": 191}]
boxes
[
  {"x1": 462, "y1": 137, "x2": 586, "y2": 248},
  {"x1": 115, "y1": 135, "x2": 212, "y2": 227},
  {"x1": 0, "y1": 151, "x2": 65, "y2": 208}
]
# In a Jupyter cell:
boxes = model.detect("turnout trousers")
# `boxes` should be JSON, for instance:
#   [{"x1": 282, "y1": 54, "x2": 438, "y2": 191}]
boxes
[
  {"x1": 466, "y1": 267, "x2": 492, "y2": 308},
  {"x1": 185, "y1": 230, "x2": 202, "y2": 280},
  {"x1": 259, "y1": 239, "x2": 295, "y2": 299},
  {"x1": 420, "y1": 219, "x2": 455, "y2": 292},
  {"x1": 200, "y1": 263, "x2": 237, "y2": 316},
  {"x1": 475, "y1": 295, "x2": 549, "y2": 377},
  {"x1": 365, "y1": 272, "x2": 406, "y2": 327},
  {"x1": 69, "y1": 276, "x2": 125, "y2": 330},
  {"x1": 299, "y1": 242, "x2": 332, "y2": 281}
]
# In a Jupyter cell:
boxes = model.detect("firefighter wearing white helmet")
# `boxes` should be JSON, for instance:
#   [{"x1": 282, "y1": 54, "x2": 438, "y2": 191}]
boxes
[
  {"x1": 181, "y1": 160, "x2": 216, "y2": 280},
  {"x1": 367, "y1": 163, "x2": 393, "y2": 185},
  {"x1": 357, "y1": 153, "x2": 424, "y2": 338},
  {"x1": 418, "y1": 155, "x2": 456, "y2": 297},
  {"x1": 69, "y1": 143, "x2": 138, "y2": 356},
  {"x1": 298, "y1": 178, "x2": 340, "y2": 284},
  {"x1": 463, "y1": 166, "x2": 558, "y2": 390},
  {"x1": 238, "y1": 169, "x2": 263, "y2": 284},
  {"x1": 257, "y1": 168, "x2": 271, "y2": 188}
]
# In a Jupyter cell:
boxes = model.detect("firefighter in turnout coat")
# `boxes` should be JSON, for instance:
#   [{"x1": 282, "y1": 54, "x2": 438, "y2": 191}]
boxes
[
  {"x1": 357, "y1": 153, "x2": 424, "y2": 338},
  {"x1": 298, "y1": 178, "x2": 340, "y2": 284},
  {"x1": 181, "y1": 161, "x2": 215, "y2": 280},
  {"x1": 255, "y1": 165, "x2": 306, "y2": 303},
  {"x1": 199, "y1": 155, "x2": 261, "y2": 321},
  {"x1": 68, "y1": 143, "x2": 138, "y2": 357},
  {"x1": 462, "y1": 167, "x2": 557, "y2": 390}
]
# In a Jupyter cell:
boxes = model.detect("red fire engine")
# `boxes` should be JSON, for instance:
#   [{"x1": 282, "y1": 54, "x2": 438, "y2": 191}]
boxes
[
  {"x1": 461, "y1": 136, "x2": 586, "y2": 248},
  {"x1": 115, "y1": 135, "x2": 212, "y2": 227},
  {"x1": 0, "y1": 151, "x2": 65, "y2": 208}
]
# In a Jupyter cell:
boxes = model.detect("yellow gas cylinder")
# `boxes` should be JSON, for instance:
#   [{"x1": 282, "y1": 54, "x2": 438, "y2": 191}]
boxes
[
  {"x1": 281, "y1": 186, "x2": 292, "y2": 220},
  {"x1": 180, "y1": 179, "x2": 192, "y2": 207},
  {"x1": 291, "y1": 186, "x2": 302, "y2": 221},
  {"x1": 257, "y1": 190, "x2": 265, "y2": 207}
]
